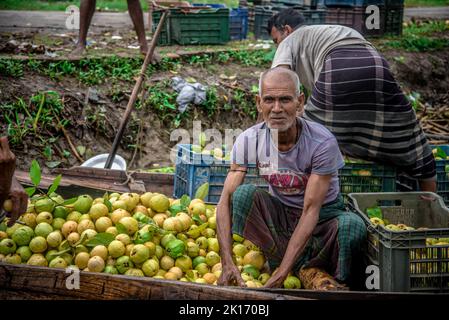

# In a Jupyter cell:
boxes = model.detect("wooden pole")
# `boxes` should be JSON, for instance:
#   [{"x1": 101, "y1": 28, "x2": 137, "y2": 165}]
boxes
[{"x1": 104, "y1": 10, "x2": 169, "y2": 169}]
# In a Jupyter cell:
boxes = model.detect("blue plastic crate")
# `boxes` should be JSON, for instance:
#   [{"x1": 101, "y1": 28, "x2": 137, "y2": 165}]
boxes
[
  {"x1": 325, "y1": 0, "x2": 385, "y2": 6},
  {"x1": 230, "y1": 8, "x2": 249, "y2": 40},
  {"x1": 174, "y1": 144, "x2": 268, "y2": 203}
]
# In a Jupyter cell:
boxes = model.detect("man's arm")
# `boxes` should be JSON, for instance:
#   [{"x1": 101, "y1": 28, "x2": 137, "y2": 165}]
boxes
[
  {"x1": 0, "y1": 137, "x2": 16, "y2": 206},
  {"x1": 0, "y1": 137, "x2": 28, "y2": 226},
  {"x1": 216, "y1": 163, "x2": 247, "y2": 286},
  {"x1": 264, "y1": 173, "x2": 332, "y2": 288}
]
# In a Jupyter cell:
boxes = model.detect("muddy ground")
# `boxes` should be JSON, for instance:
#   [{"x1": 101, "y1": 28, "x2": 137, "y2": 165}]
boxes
[{"x1": 0, "y1": 27, "x2": 448, "y2": 174}]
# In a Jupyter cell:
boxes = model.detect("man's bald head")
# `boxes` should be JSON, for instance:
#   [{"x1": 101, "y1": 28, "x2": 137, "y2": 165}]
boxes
[{"x1": 259, "y1": 67, "x2": 301, "y2": 97}]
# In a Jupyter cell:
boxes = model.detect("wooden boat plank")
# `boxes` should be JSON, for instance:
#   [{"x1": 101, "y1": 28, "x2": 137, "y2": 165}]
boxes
[{"x1": 0, "y1": 263, "x2": 306, "y2": 300}]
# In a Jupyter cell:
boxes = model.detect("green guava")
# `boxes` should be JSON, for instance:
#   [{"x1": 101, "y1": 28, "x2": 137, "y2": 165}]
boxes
[
  {"x1": 149, "y1": 194, "x2": 170, "y2": 213},
  {"x1": 242, "y1": 264, "x2": 260, "y2": 279},
  {"x1": 142, "y1": 259, "x2": 159, "y2": 277},
  {"x1": 134, "y1": 229, "x2": 153, "y2": 245},
  {"x1": 29, "y1": 236, "x2": 47, "y2": 253},
  {"x1": 73, "y1": 195, "x2": 93, "y2": 214},
  {"x1": 66, "y1": 211, "x2": 82, "y2": 223},
  {"x1": 12, "y1": 226, "x2": 34, "y2": 246},
  {"x1": 195, "y1": 237, "x2": 208, "y2": 250},
  {"x1": 35, "y1": 198, "x2": 55, "y2": 214},
  {"x1": 175, "y1": 255, "x2": 193, "y2": 272},
  {"x1": 104, "y1": 265, "x2": 119, "y2": 274},
  {"x1": 0, "y1": 238, "x2": 17, "y2": 255},
  {"x1": 115, "y1": 233, "x2": 131, "y2": 246},
  {"x1": 161, "y1": 233, "x2": 177, "y2": 248},
  {"x1": 89, "y1": 203, "x2": 109, "y2": 221},
  {"x1": 46, "y1": 231, "x2": 63, "y2": 248},
  {"x1": 207, "y1": 238, "x2": 219, "y2": 253},
  {"x1": 49, "y1": 257, "x2": 68, "y2": 269},
  {"x1": 125, "y1": 268, "x2": 145, "y2": 277},
  {"x1": 195, "y1": 263, "x2": 210, "y2": 276},
  {"x1": 53, "y1": 206, "x2": 68, "y2": 219},
  {"x1": 205, "y1": 251, "x2": 220, "y2": 267},
  {"x1": 45, "y1": 250, "x2": 59, "y2": 263},
  {"x1": 75, "y1": 252, "x2": 90, "y2": 269},
  {"x1": 155, "y1": 245, "x2": 164, "y2": 259},
  {"x1": 108, "y1": 240, "x2": 126, "y2": 258},
  {"x1": 133, "y1": 212, "x2": 150, "y2": 224},
  {"x1": 16, "y1": 246, "x2": 32, "y2": 262},
  {"x1": 192, "y1": 256, "x2": 206, "y2": 269},
  {"x1": 165, "y1": 239, "x2": 186, "y2": 259},
  {"x1": 87, "y1": 256, "x2": 105, "y2": 273},
  {"x1": 35, "y1": 222, "x2": 53, "y2": 238},
  {"x1": 118, "y1": 217, "x2": 139, "y2": 236},
  {"x1": 116, "y1": 256, "x2": 134, "y2": 274},
  {"x1": 77, "y1": 219, "x2": 95, "y2": 234},
  {"x1": 130, "y1": 244, "x2": 150, "y2": 264},
  {"x1": 52, "y1": 218, "x2": 66, "y2": 230},
  {"x1": 283, "y1": 275, "x2": 301, "y2": 289},
  {"x1": 27, "y1": 253, "x2": 48, "y2": 266},
  {"x1": 5, "y1": 253, "x2": 22, "y2": 264},
  {"x1": 36, "y1": 211, "x2": 53, "y2": 225},
  {"x1": 186, "y1": 242, "x2": 200, "y2": 258}
]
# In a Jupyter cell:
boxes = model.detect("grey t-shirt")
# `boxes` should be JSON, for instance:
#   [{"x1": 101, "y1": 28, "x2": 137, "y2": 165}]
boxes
[
  {"x1": 271, "y1": 24, "x2": 372, "y2": 91},
  {"x1": 231, "y1": 117, "x2": 344, "y2": 209}
]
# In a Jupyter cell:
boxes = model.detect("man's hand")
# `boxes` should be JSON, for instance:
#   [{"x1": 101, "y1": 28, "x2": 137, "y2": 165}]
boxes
[
  {"x1": 264, "y1": 268, "x2": 288, "y2": 288},
  {"x1": 6, "y1": 177, "x2": 28, "y2": 226},
  {"x1": 0, "y1": 137, "x2": 16, "y2": 205},
  {"x1": 218, "y1": 262, "x2": 246, "y2": 287}
]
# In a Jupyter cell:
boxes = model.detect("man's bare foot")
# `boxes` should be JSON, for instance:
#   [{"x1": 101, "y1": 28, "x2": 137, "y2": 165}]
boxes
[
  {"x1": 140, "y1": 43, "x2": 149, "y2": 56},
  {"x1": 71, "y1": 45, "x2": 86, "y2": 56}
]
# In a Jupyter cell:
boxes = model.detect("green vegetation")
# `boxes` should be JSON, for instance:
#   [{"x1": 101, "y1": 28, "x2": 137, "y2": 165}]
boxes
[
  {"x1": 0, "y1": 0, "x2": 238, "y2": 11},
  {"x1": 405, "y1": 0, "x2": 449, "y2": 7},
  {"x1": 384, "y1": 21, "x2": 449, "y2": 52},
  {"x1": 1, "y1": 91, "x2": 65, "y2": 149}
]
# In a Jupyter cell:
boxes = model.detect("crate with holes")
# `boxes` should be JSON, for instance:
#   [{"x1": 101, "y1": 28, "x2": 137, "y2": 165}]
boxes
[{"x1": 349, "y1": 192, "x2": 449, "y2": 292}]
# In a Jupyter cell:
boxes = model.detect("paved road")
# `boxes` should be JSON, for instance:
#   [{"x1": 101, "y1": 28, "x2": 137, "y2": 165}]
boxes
[{"x1": 0, "y1": 7, "x2": 448, "y2": 32}]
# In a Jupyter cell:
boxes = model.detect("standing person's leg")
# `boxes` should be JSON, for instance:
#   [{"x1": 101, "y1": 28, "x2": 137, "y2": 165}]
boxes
[
  {"x1": 127, "y1": 0, "x2": 149, "y2": 55},
  {"x1": 72, "y1": 0, "x2": 97, "y2": 55}
]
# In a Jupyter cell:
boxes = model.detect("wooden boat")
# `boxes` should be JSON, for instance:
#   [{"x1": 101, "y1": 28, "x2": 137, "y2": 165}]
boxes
[{"x1": 6, "y1": 167, "x2": 448, "y2": 300}]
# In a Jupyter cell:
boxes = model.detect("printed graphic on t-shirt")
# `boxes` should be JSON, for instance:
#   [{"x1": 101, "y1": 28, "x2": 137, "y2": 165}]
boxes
[{"x1": 260, "y1": 167, "x2": 309, "y2": 195}]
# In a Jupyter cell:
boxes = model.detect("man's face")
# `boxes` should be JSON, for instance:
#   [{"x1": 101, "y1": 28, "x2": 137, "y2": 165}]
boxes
[
  {"x1": 257, "y1": 75, "x2": 304, "y2": 132},
  {"x1": 270, "y1": 26, "x2": 290, "y2": 46}
]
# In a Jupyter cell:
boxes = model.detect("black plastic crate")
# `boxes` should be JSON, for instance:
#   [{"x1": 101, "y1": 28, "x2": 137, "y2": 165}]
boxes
[
  {"x1": 349, "y1": 192, "x2": 449, "y2": 292},
  {"x1": 325, "y1": 6, "x2": 386, "y2": 37},
  {"x1": 253, "y1": 6, "x2": 277, "y2": 39},
  {"x1": 301, "y1": 8, "x2": 326, "y2": 24},
  {"x1": 385, "y1": 0, "x2": 404, "y2": 5},
  {"x1": 384, "y1": 5, "x2": 404, "y2": 35},
  {"x1": 325, "y1": 0, "x2": 385, "y2": 7}
]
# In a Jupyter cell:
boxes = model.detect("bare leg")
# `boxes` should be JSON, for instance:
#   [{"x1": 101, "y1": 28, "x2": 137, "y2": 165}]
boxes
[
  {"x1": 72, "y1": 0, "x2": 97, "y2": 55},
  {"x1": 419, "y1": 179, "x2": 437, "y2": 193},
  {"x1": 127, "y1": 0, "x2": 148, "y2": 55}
]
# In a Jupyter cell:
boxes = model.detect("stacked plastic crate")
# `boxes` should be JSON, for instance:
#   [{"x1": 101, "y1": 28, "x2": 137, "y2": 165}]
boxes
[
  {"x1": 324, "y1": 0, "x2": 387, "y2": 37},
  {"x1": 324, "y1": 0, "x2": 404, "y2": 36},
  {"x1": 250, "y1": 1, "x2": 327, "y2": 40}
]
